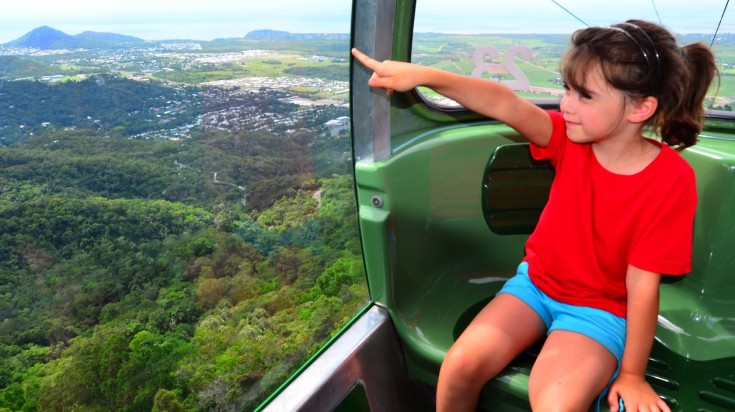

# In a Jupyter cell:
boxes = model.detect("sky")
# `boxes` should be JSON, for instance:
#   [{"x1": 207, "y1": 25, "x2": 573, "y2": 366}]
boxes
[
  {"x1": 0, "y1": 0, "x2": 353, "y2": 43},
  {"x1": 0, "y1": 0, "x2": 733, "y2": 44}
]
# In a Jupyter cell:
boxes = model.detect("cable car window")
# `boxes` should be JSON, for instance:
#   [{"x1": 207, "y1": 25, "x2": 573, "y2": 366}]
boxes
[
  {"x1": 412, "y1": 0, "x2": 735, "y2": 121},
  {"x1": 0, "y1": 2, "x2": 364, "y2": 411}
]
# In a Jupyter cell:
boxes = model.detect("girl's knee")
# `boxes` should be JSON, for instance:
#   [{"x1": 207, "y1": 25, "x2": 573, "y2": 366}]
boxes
[
  {"x1": 529, "y1": 371, "x2": 608, "y2": 412},
  {"x1": 530, "y1": 390, "x2": 592, "y2": 412},
  {"x1": 442, "y1": 345, "x2": 473, "y2": 376},
  {"x1": 441, "y1": 344, "x2": 486, "y2": 384}
]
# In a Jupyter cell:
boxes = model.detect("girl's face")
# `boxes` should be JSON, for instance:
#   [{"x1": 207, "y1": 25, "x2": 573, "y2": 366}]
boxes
[{"x1": 560, "y1": 66, "x2": 634, "y2": 144}]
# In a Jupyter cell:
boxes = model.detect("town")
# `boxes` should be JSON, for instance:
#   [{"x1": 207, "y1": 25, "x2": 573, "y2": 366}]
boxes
[{"x1": 0, "y1": 36, "x2": 351, "y2": 143}]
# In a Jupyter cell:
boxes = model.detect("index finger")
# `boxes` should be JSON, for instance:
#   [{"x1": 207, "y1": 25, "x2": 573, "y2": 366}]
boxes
[{"x1": 351, "y1": 48, "x2": 380, "y2": 70}]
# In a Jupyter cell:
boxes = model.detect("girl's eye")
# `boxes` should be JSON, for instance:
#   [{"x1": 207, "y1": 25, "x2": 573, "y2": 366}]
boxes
[
  {"x1": 562, "y1": 82, "x2": 592, "y2": 100},
  {"x1": 574, "y1": 87, "x2": 592, "y2": 99}
]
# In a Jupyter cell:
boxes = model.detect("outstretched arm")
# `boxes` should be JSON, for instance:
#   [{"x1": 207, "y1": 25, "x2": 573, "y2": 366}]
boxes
[
  {"x1": 607, "y1": 265, "x2": 671, "y2": 412},
  {"x1": 351, "y1": 48, "x2": 552, "y2": 147}
]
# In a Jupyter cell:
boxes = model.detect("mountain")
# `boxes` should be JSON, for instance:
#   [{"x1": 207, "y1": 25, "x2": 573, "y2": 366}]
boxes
[
  {"x1": 4, "y1": 26, "x2": 75, "y2": 49},
  {"x1": 3, "y1": 25, "x2": 145, "y2": 49},
  {"x1": 76, "y1": 31, "x2": 145, "y2": 47},
  {"x1": 245, "y1": 29, "x2": 293, "y2": 40}
]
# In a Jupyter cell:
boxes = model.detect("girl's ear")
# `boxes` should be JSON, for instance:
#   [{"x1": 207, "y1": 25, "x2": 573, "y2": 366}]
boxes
[{"x1": 628, "y1": 96, "x2": 658, "y2": 124}]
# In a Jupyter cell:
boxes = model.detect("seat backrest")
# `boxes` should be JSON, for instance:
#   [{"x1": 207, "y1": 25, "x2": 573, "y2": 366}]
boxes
[{"x1": 482, "y1": 143, "x2": 554, "y2": 235}]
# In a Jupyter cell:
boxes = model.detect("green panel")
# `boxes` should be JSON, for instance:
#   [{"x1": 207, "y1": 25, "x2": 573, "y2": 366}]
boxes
[
  {"x1": 356, "y1": 183, "x2": 392, "y2": 306},
  {"x1": 355, "y1": 122, "x2": 532, "y2": 382}
]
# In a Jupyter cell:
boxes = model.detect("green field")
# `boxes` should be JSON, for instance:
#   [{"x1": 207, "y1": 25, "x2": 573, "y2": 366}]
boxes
[{"x1": 412, "y1": 32, "x2": 735, "y2": 108}]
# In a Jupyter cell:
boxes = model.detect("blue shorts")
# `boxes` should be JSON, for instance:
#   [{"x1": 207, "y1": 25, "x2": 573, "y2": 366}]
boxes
[{"x1": 498, "y1": 262, "x2": 626, "y2": 409}]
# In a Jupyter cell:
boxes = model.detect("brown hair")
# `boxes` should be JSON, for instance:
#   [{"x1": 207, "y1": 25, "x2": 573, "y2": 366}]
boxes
[{"x1": 562, "y1": 19, "x2": 718, "y2": 150}]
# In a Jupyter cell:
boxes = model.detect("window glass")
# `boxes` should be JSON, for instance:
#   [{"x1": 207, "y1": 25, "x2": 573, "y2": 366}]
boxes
[
  {"x1": 0, "y1": 2, "x2": 364, "y2": 411},
  {"x1": 412, "y1": 0, "x2": 735, "y2": 112}
]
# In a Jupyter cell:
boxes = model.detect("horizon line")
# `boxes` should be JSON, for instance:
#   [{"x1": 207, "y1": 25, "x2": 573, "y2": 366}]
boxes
[{"x1": 2, "y1": 25, "x2": 733, "y2": 45}]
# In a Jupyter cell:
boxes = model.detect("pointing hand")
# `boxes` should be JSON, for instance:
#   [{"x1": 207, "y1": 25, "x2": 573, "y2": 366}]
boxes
[{"x1": 351, "y1": 48, "x2": 430, "y2": 94}]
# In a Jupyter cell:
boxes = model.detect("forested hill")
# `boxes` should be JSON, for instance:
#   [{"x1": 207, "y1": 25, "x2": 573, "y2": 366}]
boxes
[
  {"x1": 0, "y1": 124, "x2": 363, "y2": 412},
  {"x1": 0, "y1": 50, "x2": 360, "y2": 411}
]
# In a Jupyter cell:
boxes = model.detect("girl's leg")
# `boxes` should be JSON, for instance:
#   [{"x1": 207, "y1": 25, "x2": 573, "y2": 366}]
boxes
[
  {"x1": 528, "y1": 330, "x2": 618, "y2": 412},
  {"x1": 436, "y1": 293, "x2": 546, "y2": 412}
]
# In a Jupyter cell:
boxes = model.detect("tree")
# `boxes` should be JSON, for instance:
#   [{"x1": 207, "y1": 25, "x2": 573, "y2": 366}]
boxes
[{"x1": 152, "y1": 389, "x2": 184, "y2": 412}]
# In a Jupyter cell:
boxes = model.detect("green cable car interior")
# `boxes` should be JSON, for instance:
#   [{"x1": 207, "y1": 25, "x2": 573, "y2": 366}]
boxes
[{"x1": 260, "y1": 0, "x2": 735, "y2": 411}]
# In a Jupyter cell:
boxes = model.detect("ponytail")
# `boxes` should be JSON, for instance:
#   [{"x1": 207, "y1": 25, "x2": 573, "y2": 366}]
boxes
[{"x1": 655, "y1": 41, "x2": 718, "y2": 150}]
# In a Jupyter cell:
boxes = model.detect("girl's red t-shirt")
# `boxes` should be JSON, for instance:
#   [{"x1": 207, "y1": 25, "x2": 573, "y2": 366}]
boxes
[{"x1": 523, "y1": 110, "x2": 697, "y2": 318}]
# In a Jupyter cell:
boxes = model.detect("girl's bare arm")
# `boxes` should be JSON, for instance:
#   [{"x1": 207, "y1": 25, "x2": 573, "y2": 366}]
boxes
[
  {"x1": 351, "y1": 48, "x2": 552, "y2": 147},
  {"x1": 607, "y1": 265, "x2": 670, "y2": 412}
]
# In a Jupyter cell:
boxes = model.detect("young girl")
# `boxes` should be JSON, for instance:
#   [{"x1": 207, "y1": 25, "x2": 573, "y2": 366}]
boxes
[{"x1": 352, "y1": 19, "x2": 717, "y2": 412}]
